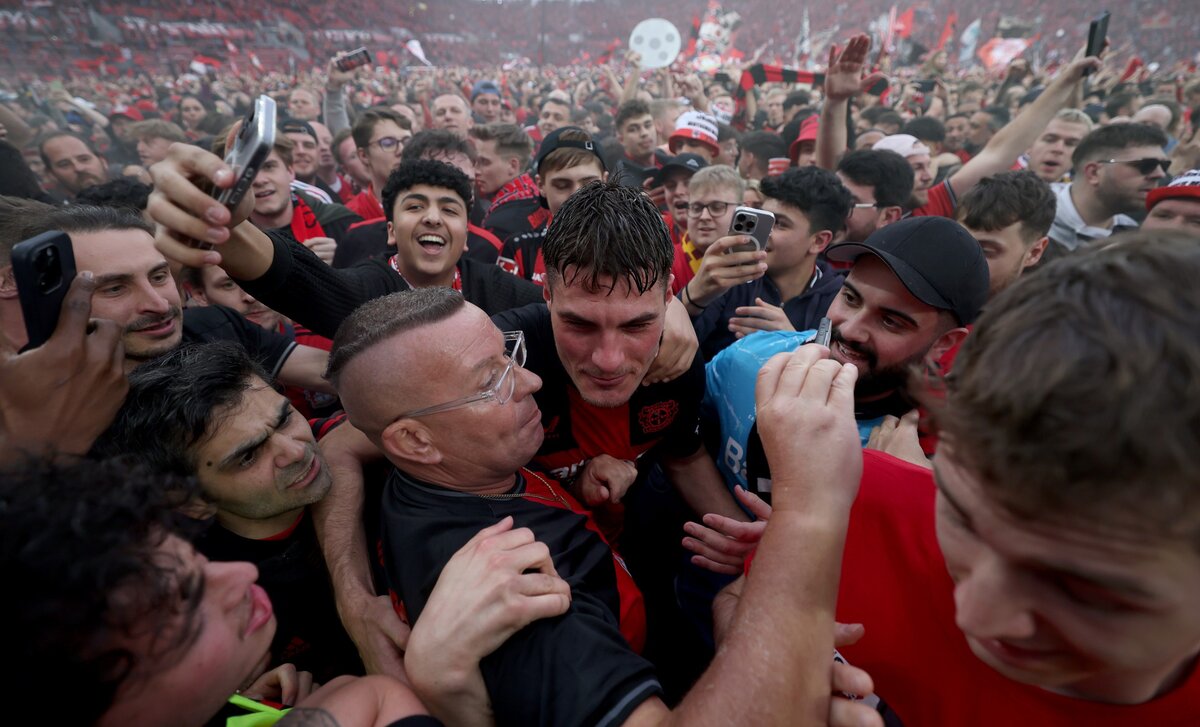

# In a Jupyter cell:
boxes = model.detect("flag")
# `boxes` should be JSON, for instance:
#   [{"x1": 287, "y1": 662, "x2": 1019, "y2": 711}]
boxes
[
  {"x1": 958, "y1": 18, "x2": 982, "y2": 66},
  {"x1": 250, "y1": 52, "x2": 262, "y2": 70},
  {"x1": 224, "y1": 39, "x2": 238, "y2": 55},
  {"x1": 977, "y1": 37, "x2": 1032, "y2": 71},
  {"x1": 406, "y1": 39, "x2": 432, "y2": 67},
  {"x1": 684, "y1": 13, "x2": 701, "y2": 58},
  {"x1": 1119, "y1": 56, "x2": 1144, "y2": 82},
  {"x1": 893, "y1": 7, "x2": 915, "y2": 39},
  {"x1": 596, "y1": 38, "x2": 621, "y2": 65},
  {"x1": 937, "y1": 12, "x2": 957, "y2": 51}
]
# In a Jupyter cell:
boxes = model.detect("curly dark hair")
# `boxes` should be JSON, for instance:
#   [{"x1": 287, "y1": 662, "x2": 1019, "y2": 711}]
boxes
[
  {"x1": 75, "y1": 177, "x2": 153, "y2": 213},
  {"x1": 760, "y1": 165, "x2": 853, "y2": 235},
  {"x1": 381, "y1": 158, "x2": 474, "y2": 223},
  {"x1": 542, "y1": 180, "x2": 673, "y2": 294},
  {"x1": 1, "y1": 456, "x2": 203, "y2": 725},
  {"x1": 400, "y1": 128, "x2": 477, "y2": 166},
  {"x1": 94, "y1": 341, "x2": 269, "y2": 476}
]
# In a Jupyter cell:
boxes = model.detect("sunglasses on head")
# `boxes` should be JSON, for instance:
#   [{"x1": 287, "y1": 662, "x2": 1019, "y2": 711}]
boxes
[{"x1": 1100, "y1": 158, "x2": 1170, "y2": 175}]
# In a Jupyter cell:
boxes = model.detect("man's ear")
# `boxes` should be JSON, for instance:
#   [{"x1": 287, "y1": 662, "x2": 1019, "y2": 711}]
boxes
[
  {"x1": 379, "y1": 418, "x2": 442, "y2": 466},
  {"x1": 808, "y1": 230, "x2": 834, "y2": 256},
  {"x1": 1023, "y1": 236, "x2": 1049, "y2": 270},
  {"x1": 880, "y1": 205, "x2": 904, "y2": 226},
  {"x1": 180, "y1": 496, "x2": 218, "y2": 521},
  {"x1": 928, "y1": 326, "x2": 969, "y2": 364},
  {"x1": 357, "y1": 147, "x2": 369, "y2": 167},
  {"x1": 0, "y1": 265, "x2": 17, "y2": 299},
  {"x1": 386, "y1": 221, "x2": 396, "y2": 248},
  {"x1": 182, "y1": 281, "x2": 207, "y2": 305},
  {"x1": 1082, "y1": 160, "x2": 1103, "y2": 187}
]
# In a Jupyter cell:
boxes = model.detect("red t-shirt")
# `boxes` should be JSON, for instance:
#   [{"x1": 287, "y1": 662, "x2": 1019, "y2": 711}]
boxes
[
  {"x1": 345, "y1": 186, "x2": 384, "y2": 221},
  {"x1": 834, "y1": 450, "x2": 1200, "y2": 725},
  {"x1": 909, "y1": 180, "x2": 957, "y2": 219}
]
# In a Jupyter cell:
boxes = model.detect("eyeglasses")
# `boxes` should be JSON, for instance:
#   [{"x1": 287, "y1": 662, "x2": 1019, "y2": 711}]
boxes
[
  {"x1": 687, "y1": 200, "x2": 739, "y2": 217},
  {"x1": 1099, "y1": 158, "x2": 1170, "y2": 175},
  {"x1": 393, "y1": 331, "x2": 527, "y2": 420},
  {"x1": 369, "y1": 136, "x2": 407, "y2": 153}
]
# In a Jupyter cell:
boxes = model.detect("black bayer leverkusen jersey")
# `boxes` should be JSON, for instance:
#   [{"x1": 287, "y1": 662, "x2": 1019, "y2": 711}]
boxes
[
  {"x1": 380, "y1": 467, "x2": 661, "y2": 727},
  {"x1": 490, "y1": 303, "x2": 706, "y2": 484}
]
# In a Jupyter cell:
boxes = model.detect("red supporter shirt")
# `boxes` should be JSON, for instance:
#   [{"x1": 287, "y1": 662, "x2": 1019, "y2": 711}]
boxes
[
  {"x1": 909, "y1": 180, "x2": 957, "y2": 219},
  {"x1": 345, "y1": 185, "x2": 384, "y2": 221},
  {"x1": 832, "y1": 450, "x2": 1200, "y2": 725}
]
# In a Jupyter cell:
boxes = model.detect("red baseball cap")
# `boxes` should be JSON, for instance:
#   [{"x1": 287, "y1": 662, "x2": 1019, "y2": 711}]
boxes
[
  {"x1": 109, "y1": 104, "x2": 144, "y2": 122},
  {"x1": 1147, "y1": 169, "x2": 1200, "y2": 210}
]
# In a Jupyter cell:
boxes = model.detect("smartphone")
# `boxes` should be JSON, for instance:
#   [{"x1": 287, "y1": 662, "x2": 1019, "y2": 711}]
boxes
[
  {"x1": 728, "y1": 206, "x2": 775, "y2": 254},
  {"x1": 1084, "y1": 12, "x2": 1110, "y2": 75},
  {"x1": 216, "y1": 94, "x2": 276, "y2": 211},
  {"x1": 12, "y1": 231, "x2": 76, "y2": 350},
  {"x1": 335, "y1": 47, "x2": 372, "y2": 72},
  {"x1": 814, "y1": 317, "x2": 832, "y2": 347}
]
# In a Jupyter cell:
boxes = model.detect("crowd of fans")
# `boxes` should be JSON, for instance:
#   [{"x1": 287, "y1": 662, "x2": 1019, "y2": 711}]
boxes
[
  {"x1": 2, "y1": 2, "x2": 1200, "y2": 726},
  {"x1": 2, "y1": 0, "x2": 1200, "y2": 76}
]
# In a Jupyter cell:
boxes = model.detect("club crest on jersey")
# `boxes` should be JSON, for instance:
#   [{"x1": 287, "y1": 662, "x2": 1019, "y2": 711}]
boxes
[{"x1": 638, "y1": 400, "x2": 679, "y2": 434}]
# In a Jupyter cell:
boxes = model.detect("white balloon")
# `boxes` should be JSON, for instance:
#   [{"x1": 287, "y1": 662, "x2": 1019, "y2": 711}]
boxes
[{"x1": 629, "y1": 18, "x2": 682, "y2": 69}]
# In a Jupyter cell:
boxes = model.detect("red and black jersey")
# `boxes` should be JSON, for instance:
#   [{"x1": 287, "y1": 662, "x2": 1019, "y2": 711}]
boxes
[
  {"x1": 482, "y1": 173, "x2": 550, "y2": 246},
  {"x1": 491, "y1": 303, "x2": 705, "y2": 484},
  {"x1": 497, "y1": 226, "x2": 549, "y2": 286},
  {"x1": 195, "y1": 510, "x2": 363, "y2": 684},
  {"x1": 331, "y1": 217, "x2": 501, "y2": 269},
  {"x1": 380, "y1": 466, "x2": 661, "y2": 727}
]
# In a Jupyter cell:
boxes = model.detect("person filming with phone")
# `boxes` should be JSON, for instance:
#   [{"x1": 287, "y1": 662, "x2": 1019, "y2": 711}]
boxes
[{"x1": 683, "y1": 166, "x2": 852, "y2": 361}]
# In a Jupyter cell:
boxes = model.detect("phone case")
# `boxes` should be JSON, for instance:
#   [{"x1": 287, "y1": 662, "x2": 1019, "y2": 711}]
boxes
[{"x1": 11, "y1": 231, "x2": 77, "y2": 349}]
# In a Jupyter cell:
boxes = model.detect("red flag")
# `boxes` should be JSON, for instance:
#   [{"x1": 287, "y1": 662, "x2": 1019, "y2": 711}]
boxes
[
  {"x1": 937, "y1": 12, "x2": 958, "y2": 51},
  {"x1": 894, "y1": 8, "x2": 915, "y2": 39},
  {"x1": 1119, "y1": 57, "x2": 1144, "y2": 83}
]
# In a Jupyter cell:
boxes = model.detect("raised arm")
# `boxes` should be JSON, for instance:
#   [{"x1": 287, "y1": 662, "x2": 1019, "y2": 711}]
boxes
[
  {"x1": 816, "y1": 35, "x2": 885, "y2": 171},
  {"x1": 146, "y1": 142, "x2": 276, "y2": 279},
  {"x1": 948, "y1": 54, "x2": 1101, "y2": 199}
]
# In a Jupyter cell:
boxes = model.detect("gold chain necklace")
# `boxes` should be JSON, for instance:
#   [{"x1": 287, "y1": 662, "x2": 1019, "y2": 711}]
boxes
[{"x1": 473, "y1": 468, "x2": 569, "y2": 509}]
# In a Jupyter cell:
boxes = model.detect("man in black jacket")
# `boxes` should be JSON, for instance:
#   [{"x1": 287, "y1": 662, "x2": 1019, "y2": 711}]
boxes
[{"x1": 148, "y1": 155, "x2": 543, "y2": 339}]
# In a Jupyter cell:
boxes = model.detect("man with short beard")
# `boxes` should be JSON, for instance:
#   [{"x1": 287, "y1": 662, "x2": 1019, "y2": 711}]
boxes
[
  {"x1": 4, "y1": 203, "x2": 333, "y2": 391},
  {"x1": 1045, "y1": 123, "x2": 1169, "y2": 266},
  {"x1": 704, "y1": 216, "x2": 988, "y2": 491},
  {"x1": 38, "y1": 131, "x2": 110, "y2": 198}
]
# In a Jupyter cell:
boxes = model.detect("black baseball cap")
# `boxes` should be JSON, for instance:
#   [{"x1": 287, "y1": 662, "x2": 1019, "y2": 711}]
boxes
[
  {"x1": 648, "y1": 153, "x2": 708, "y2": 187},
  {"x1": 533, "y1": 126, "x2": 606, "y2": 175},
  {"x1": 825, "y1": 217, "x2": 989, "y2": 325},
  {"x1": 279, "y1": 119, "x2": 317, "y2": 140}
]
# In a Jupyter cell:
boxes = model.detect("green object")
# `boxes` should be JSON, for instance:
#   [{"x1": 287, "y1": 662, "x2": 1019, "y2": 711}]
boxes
[{"x1": 224, "y1": 694, "x2": 292, "y2": 727}]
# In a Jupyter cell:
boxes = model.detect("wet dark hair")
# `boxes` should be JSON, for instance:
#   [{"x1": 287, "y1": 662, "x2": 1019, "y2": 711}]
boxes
[
  {"x1": 2, "y1": 456, "x2": 203, "y2": 725},
  {"x1": 400, "y1": 128, "x2": 477, "y2": 166},
  {"x1": 542, "y1": 180, "x2": 673, "y2": 294},
  {"x1": 381, "y1": 159, "x2": 474, "y2": 222}
]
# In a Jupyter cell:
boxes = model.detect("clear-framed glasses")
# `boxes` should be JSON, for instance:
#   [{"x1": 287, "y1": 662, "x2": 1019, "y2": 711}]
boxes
[
  {"x1": 1098, "y1": 158, "x2": 1170, "y2": 175},
  {"x1": 394, "y1": 331, "x2": 526, "y2": 420},
  {"x1": 370, "y1": 136, "x2": 406, "y2": 153},
  {"x1": 687, "y1": 200, "x2": 739, "y2": 217}
]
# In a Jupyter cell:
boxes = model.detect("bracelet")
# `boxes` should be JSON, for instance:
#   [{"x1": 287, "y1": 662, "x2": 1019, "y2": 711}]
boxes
[{"x1": 682, "y1": 282, "x2": 704, "y2": 309}]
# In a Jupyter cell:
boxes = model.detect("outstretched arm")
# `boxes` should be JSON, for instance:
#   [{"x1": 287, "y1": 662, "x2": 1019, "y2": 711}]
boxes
[{"x1": 948, "y1": 54, "x2": 1101, "y2": 199}]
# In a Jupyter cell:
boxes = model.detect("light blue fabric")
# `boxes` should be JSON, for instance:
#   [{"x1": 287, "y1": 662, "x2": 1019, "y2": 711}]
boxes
[{"x1": 703, "y1": 330, "x2": 882, "y2": 492}]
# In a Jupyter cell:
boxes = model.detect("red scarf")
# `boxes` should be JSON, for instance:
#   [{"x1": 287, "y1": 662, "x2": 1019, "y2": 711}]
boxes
[{"x1": 289, "y1": 196, "x2": 327, "y2": 243}]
